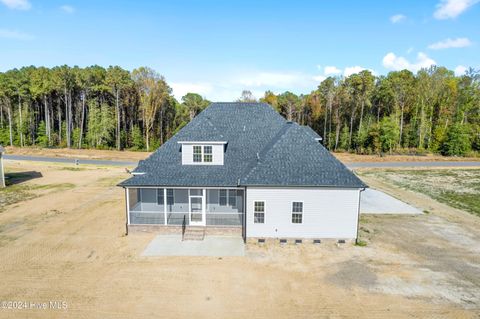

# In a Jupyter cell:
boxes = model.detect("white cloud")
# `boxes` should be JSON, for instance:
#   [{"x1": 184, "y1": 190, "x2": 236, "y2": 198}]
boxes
[
  {"x1": 434, "y1": 0, "x2": 479, "y2": 19},
  {"x1": 313, "y1": 75, "x2": 326, "y2": 82},
  {"x1": 382, "y1": 52, "x2": 436, "y2": 72},
  {"x1": 0, "y1": 28, "x2": 33, "y2": 40},
  {"x1": 324, "y1": 66, "x2": 342, "y2": 75},
  {"x1": 428, "y1": 37, "x2": 472, "y2": 49},
  {"x1": 0, "y1": 0, "x2": 30, "y2": 9},
  {"x1": 170, "y1": 82, "x2": 213, "y2": 100},
  {"x1": 60, "y1": 5, "x2": 75, "y2": 13},
  {"x1": 454, "y1": 65, "x2": 468, "y2": 76},
  {"x1": 390, "y1": 14, "x2": 406, "y2": 23},
  {"x1": 343, "y1": 66, "x2": 372, "y2": 76}
]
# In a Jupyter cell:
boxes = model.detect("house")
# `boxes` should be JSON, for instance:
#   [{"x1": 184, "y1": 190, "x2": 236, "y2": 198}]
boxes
[
  {"x1": 0, "y1": 145, "x2": 5, "y2": 188},
  {"x1": 119, "y1": 103, "x2": 367, "y2": 242}
]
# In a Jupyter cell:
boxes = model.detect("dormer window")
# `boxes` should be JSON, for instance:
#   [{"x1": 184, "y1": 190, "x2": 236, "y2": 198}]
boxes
[
  {"x1": 203, "y1": 146, "x2": 212, "y2": 162},
  {"x1": 193, "y1": 146, "x2": 202, "y2": 162},
  {"x1": 193, "y1": 145, "x2": 213, "y2": 163},
  {"x1": 178, "y1": 141, "x2": 227, "y2": 165}
]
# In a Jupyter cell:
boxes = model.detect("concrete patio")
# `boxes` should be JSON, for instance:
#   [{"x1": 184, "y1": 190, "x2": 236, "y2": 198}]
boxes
[
  {"x1": 142, "y1": 235, "x2": 245, "y2": 257},
  {"x1": 360, "y1": 188, "x2": 422, "y2": 215}
]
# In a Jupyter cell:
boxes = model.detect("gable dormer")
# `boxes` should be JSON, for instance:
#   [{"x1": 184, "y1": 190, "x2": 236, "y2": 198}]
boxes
[{"x1": 178, "y1": 141, "x2": 227, "y2": 165}]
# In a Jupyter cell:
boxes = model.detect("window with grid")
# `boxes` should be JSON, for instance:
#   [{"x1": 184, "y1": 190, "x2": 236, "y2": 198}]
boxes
[
  {"x1": 219, "y1": 189, "x2": 227, "y2": 206},
  {"x1": 292, "y1": 202, "x2": 303, "y2": 224},
  {"x1": 193, "y1": 145, "x2": 202, "y2": 162},
  {"x1": 166, "y1": 189, "x2": 174, "y2": 205},
  {"x1": 203, "y1": 146, "x2": 212, "y2": 162},
  {"x1": 254, "y1": 201, "x2": 265, "y2": 223},
  {"x1": 157, "y1": 188, "x2": 164, "y2": 205}
]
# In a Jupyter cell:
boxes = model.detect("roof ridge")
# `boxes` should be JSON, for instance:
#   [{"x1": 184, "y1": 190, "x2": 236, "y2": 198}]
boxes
[{"x1": 240, "y1": 122, "x2": 294, "y2": 184}]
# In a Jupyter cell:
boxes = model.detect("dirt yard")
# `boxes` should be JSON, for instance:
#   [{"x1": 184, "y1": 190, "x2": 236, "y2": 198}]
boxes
[
  {"x1": 0, "y1": 160, "x2": 479, "y2": 318},
  {"x1": 4, "y1": 146, "x2": 150, "y2": 162}
]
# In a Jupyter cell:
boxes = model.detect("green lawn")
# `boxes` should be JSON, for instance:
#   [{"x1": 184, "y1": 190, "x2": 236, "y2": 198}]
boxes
[{"x1": 358, "y1": 169, "x2": 480, "y2": 217}]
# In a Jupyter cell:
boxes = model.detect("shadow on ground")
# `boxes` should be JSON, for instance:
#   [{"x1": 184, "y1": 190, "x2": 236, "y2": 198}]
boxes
[{"x1": 5, "y1": 171, "x2": 43, "y2": 186}]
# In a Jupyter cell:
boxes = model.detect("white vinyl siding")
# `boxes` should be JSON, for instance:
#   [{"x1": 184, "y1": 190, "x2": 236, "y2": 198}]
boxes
[{"x1": 246, "y1": 187, "x2": 360, "y2": 239}]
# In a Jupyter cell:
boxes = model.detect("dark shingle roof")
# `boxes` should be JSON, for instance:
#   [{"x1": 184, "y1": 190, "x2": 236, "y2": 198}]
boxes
[{"x1": 119, "y1": 102, "x2": 366, "y2": 188}]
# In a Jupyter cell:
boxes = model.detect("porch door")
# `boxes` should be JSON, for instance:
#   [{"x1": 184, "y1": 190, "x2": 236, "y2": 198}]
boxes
[{"x1": 189, "y1": 190, "x2": 205, "y2": 226}]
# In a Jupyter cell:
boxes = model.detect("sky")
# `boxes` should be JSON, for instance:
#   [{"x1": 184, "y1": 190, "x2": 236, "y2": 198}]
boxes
[{"x1": 0, "y1": 0, "x2": 479, "y2": 101}]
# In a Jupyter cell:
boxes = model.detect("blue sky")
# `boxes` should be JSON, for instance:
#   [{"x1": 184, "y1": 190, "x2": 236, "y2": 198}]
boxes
[{"x1": 0, "y1": 0, "x2": 479, "y2": 101}]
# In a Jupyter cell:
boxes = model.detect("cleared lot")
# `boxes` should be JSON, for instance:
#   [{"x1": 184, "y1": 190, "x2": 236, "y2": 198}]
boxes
[{"x1": 0, "y1": 160, "x2": 479, "y2": 318}]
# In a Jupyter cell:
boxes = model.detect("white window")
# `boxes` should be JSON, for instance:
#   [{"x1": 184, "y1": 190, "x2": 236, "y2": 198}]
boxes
[
  {"x1": 254, "y1": 201, "x2": 265, "y2": 223},
  {"x1": 203, "y1": 146, "x2": 212, "y2": 162},
  {"x1": 292, "y1": 202, "x2": 303, "y2": 224},
  {"x1": 193, "y1": 146, "x2": 202, "y2": 162},
  {"x1": 192, "y1": 145, "x2": 213, "y2": 163}
]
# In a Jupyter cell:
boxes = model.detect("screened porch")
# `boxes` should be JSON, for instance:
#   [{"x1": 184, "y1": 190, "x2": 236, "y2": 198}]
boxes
[{"x1": 127, "y1": 188, "x2": 244, "y2": 227}]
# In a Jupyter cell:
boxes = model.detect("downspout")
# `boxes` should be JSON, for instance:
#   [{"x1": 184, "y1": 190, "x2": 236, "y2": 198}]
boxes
[{"x1": 355, "y1": 188, "x2": 366, "y2": 244}]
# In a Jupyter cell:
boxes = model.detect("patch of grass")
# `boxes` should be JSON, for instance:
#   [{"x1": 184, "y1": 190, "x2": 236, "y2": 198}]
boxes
[
  {"x1": 59, "y1": 166, "x2": 87, "y2": 171},
  {"x1": 0, "y1": 183, "x2": 74, "y2": 212},
  {"x1": 355, "y1": 240, "x2": 367, "y2": 247},
  {"x1": 0, "y1": 185, "x2": 37, "y2": 212},
  {"x1": 31, "y1": 183, "x2": 75, "y2": 191},
  {"x1": 96, "y1": 176, "x2": 124, "y2": 187}
]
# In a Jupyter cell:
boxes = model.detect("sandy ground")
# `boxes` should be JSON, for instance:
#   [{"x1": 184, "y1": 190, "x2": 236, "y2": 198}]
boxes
[
  {"x1": 0, "y1": 161, "x2": 479, "y2": 318},
  {"x1": 4, "y1": 146, "x2": 479, "y2": 164}
]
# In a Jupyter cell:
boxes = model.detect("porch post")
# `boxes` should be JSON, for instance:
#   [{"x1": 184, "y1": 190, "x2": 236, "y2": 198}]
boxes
[
  {"x1": 203, "y1": 188, "x2": 206, "y2": 226},
  {"x1": 164, "y1": 188, "x2": 167, "y2": 225},
  {"x1": 125, "y1": 188, "x2": 130, "y2": 235}
]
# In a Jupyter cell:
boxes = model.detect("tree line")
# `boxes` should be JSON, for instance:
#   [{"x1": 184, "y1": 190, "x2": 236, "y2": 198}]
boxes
[
  {"x1": 0, "y1": 65, "x2": 478, "y2": 156},
  {"x1": 261, "y1": 67, "x2": 480, "y2": 156}
]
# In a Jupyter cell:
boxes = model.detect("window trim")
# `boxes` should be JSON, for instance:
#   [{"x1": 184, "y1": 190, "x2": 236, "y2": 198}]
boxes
[
  {"x1": 253, "y1": 200, "x2": 265, "y2": 224},
  {"x1": 193, "y1": 145, "x2": 202, "y2": 163},
  {"x1": 291, "y1": 201, "x2": 303, "y2": 224},
  {"x1": 203, "y1": 145, "x2": 213, "y2": 163},
  {"x1": 192, "y1": 145, "x2": 215, "y2": 163}
]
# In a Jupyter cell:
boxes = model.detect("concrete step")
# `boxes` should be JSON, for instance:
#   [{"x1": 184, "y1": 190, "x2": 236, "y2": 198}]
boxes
[{"x1": 182, "y1": 227, "x2": 205, "y2": 241}]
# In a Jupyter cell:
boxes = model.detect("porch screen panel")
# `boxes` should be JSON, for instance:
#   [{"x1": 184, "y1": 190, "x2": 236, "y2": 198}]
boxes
[
  {"x1": 166, "y1": 189, "x2": 189, "y2": 226},
  {"x1": 140, "y1": 188, "x2": 157, "y2": 211},
  {"x1": 206, "y1": 189, "x2": 244, "y2": 226},
  {"x1": 128, "y1": 188, "x2": 139, "y2": 210}
]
